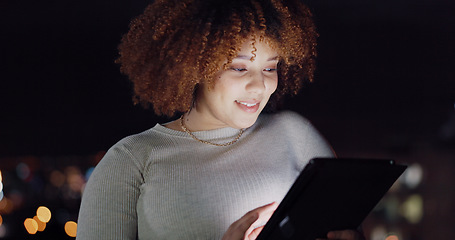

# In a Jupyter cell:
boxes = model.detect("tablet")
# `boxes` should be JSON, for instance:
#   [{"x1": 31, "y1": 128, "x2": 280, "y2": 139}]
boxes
[{"x1": 256, "y1": 158, "x2": 407, "y2": 240}]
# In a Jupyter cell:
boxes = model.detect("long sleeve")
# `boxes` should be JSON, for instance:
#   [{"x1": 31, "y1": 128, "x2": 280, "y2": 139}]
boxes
[
  {"x1": 75, "y1": 111, "x2": 334, "y2": 239},
  {"x1": 76, "y1": 144, "x2": 144, "y2": 240}
]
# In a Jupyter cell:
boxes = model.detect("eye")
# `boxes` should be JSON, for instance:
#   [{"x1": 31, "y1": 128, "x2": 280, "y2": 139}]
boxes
[
  {"x1": 230, "y1": 67, "x2": 247, "y2": 72},
  {"x1": 264, "y1": 68, "x2": 277, "y2": 72}
]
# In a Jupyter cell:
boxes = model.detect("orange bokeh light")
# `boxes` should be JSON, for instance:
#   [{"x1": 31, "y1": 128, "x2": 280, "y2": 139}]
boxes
[
  {"x1": 385, "y1": 235, "x2": 399, "y2": 240},
  {"x1": 36, "y1": 206, "x2": 51, "y2": 223},
  {"x1": 65, "y1": 221, "x2": 78, "y2": 237},
  {"x1": 24, "y1": 218, "x2": 38, "y2": 234},
  {"x1": 0, "y1": 197, "x2": 13, "y2": 215},
  {"x1": 33, "y1": 216, "x2": 46, "y2": 232}
]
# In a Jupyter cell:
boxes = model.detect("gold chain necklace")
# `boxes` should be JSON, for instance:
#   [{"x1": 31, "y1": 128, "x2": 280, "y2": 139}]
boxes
[{"x1": 179, "y1": 115, "x2": 245, "y2": 146}]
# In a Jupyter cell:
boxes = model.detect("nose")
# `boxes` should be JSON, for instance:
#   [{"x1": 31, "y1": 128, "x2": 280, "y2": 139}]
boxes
[{"x1": 245, "y1": 71, "x2": 266, "y2": 94}]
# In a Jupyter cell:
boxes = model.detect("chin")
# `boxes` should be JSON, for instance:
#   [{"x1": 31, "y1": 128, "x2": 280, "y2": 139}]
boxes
[{"x1": 234, "y1": 116, "x2": 260, "y2": 129}]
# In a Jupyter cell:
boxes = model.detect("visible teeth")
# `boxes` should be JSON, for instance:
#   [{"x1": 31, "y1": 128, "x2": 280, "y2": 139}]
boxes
[{"x1": 236, "y1": 100, "x2": 257, "y2": 107}]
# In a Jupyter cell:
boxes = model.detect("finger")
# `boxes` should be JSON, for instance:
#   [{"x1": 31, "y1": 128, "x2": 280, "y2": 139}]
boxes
[
  {"x1": 327, "y1": 230, "x2": 363, "y2": 240},
  {"x1": 223, "y1": 202, "x2": 278, "y2": 240},
  {"x1": 222, "y1": 212, "x2": 259, "y2": 240},
  {"x1": 244, "y1": 202, "x2": 278, "y2": 238},
  {"x1": 236, "y1": 212, "x2": 260, "y2": 234},
  {"x1": 252, "y1": 202, "x2": 278, "y2": 227},
  {"x1": 247, "y1": 225, "x2": 264, "y2": 240}
]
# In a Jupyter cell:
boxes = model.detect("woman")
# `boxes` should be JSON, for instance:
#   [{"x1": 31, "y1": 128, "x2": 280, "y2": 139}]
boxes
[{"x1": 77, "y1": 0, "x2": 364, "y2": 239}]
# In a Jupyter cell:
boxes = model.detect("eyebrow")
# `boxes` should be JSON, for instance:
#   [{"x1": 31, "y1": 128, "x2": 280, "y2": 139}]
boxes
[{"x1": 234, "y1": 55, "x2": 279, "y2": 61}]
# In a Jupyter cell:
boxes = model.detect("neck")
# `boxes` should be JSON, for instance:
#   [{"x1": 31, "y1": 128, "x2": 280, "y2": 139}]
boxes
[
  {"x1": 179, "y1": 114, "x2": 245, "y2": 147},
  {"x1": 162, "y1": 110, "x2": 229, "y2": 132},
  {"x1": 182, "y1": 110, "x2": 229, "y2": 132}
]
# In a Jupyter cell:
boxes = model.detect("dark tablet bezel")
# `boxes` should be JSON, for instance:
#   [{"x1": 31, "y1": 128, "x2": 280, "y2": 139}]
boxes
[{"x1": 256, "y1": 158, "x2": 407, "y2": 240}]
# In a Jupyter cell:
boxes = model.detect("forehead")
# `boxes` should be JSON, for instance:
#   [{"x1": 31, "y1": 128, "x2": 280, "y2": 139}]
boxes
[{"x1": 234, "y1": 36, "x2": 281, "y2": 59}]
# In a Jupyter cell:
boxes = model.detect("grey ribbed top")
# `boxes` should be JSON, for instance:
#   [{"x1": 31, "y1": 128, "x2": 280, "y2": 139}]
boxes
[{"x1": 76, "y1": 111, "x2": 334, "y2": 240}]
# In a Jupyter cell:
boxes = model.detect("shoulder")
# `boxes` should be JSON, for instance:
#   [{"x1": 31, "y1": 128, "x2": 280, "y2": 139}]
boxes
[
  {"x1": 257, "y1": 110, "x2": 313, "y2": 131},
  {"x1": 273, "y1": 110, "x2": 311, "y2": 123},
  {"x1": 114, "y1": 126, "x2": 162, "y2": 154},
  {"x1": 254, "y1": 110, "x2": 325, "y2": 147},
  {"x1": 91, "y1": 125, "x2": 163, "y2": 174},
  {"x1": 256, "y1": 110, "x2": 335, "y2": 158}
]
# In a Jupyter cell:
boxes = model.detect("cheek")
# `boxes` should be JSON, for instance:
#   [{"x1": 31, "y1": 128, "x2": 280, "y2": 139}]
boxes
[
  {"x1": 210, "y1": 82, "x2": 236, "y2": 103},
  {"x1": 267, "y1": 77, "x2": 279, "y2": 94},
  {"x1": 216, "y1": 78, "x2": 241, "y2": 94}
]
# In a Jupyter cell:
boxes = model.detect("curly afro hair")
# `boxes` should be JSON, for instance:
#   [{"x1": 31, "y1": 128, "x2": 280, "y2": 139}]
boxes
[{"x1": 117, "y1": 0, "x2": 318, "y2": 117}]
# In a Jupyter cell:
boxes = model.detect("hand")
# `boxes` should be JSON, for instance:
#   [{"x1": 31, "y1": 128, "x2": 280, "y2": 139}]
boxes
[
  {"x1": 222, "y1": 202, "x2": 278, "y2": 240},
  {"x1": 317, "y1": 229, "x2": 366, "y2": 240}
]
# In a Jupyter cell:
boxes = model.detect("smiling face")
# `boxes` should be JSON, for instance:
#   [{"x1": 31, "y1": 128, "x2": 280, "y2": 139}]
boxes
[{"x1": 185, "y1": 39, "x2": 279, "y2": 131}]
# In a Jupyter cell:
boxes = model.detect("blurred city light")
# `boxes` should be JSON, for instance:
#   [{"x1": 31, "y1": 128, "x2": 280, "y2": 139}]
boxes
[
  {"x1": 16, "y1": 163, "x2": 31, "y2": 181},
  {"x1": 66, "y1": 167, "x2": 84, "y2": 195},
  {"x1": 370, "y1": 225, "x2": 387, "y2": 240},
  {"x1": 0, "y1": 151, "x2": 439, "y2": 239},
  {"x1": 0, "y1": 170, "x2": 3, "y2": 202},
  {"x1": 0, "y1": 197, "x2": 13, "y2": 214},
  {"x1": 22, "y1": 206, "x2": 54, "y2": 235},
  {"x1": 385, "y1": 235, "x2": 399, "y2": 240},
  {"x1": 65, "y1": 221, "x2": 77, "y2": 237},
  {"x1": 402, "y1": 163, "x2": 423, "y2": 189},
  {"x1": 36, "y1": 206, "x2": 51, "y2": 223},
  {"x1": 400, "y1": 194, "x2": 424, "y2": 224},
  {"x1": 0, "y1": 155, "x2": 97, "y2": 238},
  {"x1": 85, "y1": 167, "x2": 95, "y2": 182},
  {"x1": 24, "y1": 218, "x2": 38, "y2": 234},
  {"x1": 50, "y1": 170, "x2": 66, "y2": 188},
  {"x1": 0, "y1": 224, "x2": 5, "y2": 238},
  {"x1": 33, "y1": 216, "x2": 46, "y2": 232}
]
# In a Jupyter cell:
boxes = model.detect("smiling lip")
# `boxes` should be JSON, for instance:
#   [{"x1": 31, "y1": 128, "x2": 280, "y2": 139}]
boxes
[{"x1": 235, "y1": 100, "x2": 261, "y2": 113}]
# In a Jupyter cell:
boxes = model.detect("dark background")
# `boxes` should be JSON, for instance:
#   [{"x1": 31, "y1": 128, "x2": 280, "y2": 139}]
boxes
[{"x1": 0, "y1": 0, "x2": 454, "y2": 239}]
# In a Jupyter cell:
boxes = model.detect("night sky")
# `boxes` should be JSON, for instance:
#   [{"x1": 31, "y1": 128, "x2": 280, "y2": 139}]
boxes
[
  {"x1": 1, "y1": 0, "x2": 454, "y2": 156},
  {"x1": 0, "y1": 0, "x2": 455, "y2": 239}
]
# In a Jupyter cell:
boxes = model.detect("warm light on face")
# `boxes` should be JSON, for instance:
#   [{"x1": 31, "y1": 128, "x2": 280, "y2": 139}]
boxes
[
  {"x1": 192, "y1": 38, "x2": 279, "y2": 131},
  {"x1": 65, "y1": 221, "x2": 78, "y2": 237}
]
